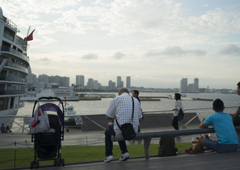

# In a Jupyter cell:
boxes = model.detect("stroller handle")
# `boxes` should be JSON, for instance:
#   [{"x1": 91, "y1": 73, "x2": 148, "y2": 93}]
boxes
[{"x1": 37, "y1": 97, "x2": 63, "y2": 102}]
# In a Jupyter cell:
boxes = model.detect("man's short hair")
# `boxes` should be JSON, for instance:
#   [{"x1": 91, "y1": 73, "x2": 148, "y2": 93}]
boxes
[
  {"x1": 213, "y1": 99, "x2": 224, "y2": 112},
  {"x1": 119, "y1": 88, "x2": 129, "y2": 95},
  {"x1": 237, "y1": 82, "x2": 240, "y2": 88}
]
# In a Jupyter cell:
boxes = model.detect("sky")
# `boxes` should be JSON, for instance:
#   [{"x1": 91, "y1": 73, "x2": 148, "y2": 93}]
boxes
[{"x1": 1, "y1": 0, "x2": 240, "y2": 89}]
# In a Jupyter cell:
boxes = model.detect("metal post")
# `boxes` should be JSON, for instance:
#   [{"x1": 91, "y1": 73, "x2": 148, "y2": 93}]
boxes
[
  {"x1": 144, "y1": 138, "x2": 151, "y2": 159},
  {"x1": 14, "y1": 142, "x2": 16, "y2": 168},
  {"x1": 25, "y1": 140, "x2": 28, "y2": 148}
]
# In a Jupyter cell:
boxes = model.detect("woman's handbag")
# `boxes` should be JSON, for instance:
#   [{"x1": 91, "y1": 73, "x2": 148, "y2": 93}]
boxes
[
  {"x1": 30, "y1": 104, "x2": 50, "y2": 134},
  {"x1": 116, "y1": 97, "x2": 136, "y2": 140}
]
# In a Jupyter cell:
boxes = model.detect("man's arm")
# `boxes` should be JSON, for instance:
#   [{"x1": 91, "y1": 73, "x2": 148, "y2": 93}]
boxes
[
  {"x1": 106, "y1": 115, "x2": 114, "y2": 122},
  {"x1": 199, "y1": 122, "x2": 208, "y2": 128}
]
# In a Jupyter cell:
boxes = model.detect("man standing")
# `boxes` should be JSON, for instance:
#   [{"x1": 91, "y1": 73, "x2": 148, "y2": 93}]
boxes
[
  {"x1": 104, "y1": 88, "x2": 142, "y2": 163},
  {"x1": 230, "y1": 82, "x2": 240, "y2": 125},
  {"x1": 1, "y1": 123, "x2": 5, "y2": 133}
]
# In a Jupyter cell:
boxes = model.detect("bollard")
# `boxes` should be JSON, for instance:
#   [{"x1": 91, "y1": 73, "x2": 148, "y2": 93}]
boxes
[
  {"x1": 25, "y1": 140, "x2": 28, "y2": 148},
  {"x1": 14, "y1": 142, "x2": 16, "y2": 168}
]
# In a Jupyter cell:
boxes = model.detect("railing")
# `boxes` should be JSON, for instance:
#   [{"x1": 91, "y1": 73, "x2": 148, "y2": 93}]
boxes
[
  {"x1": 0, "y1": 90, "x2": 25, "y2": 95},
  {"x1": 0, "y1": 60, "x2": 28, "y2": 73},
  {"x1": 2, "y1": 16, "x2": 18, "y2": 30},
  {"x1": 3, "y1": 32, "x2": 14, "y2": 42},
  {"x1": 1, "y1": 46, "x2": 29, "y2": 62},
  {"x1": 0, "y1": 75, "x2": 26, "y2": 83}
]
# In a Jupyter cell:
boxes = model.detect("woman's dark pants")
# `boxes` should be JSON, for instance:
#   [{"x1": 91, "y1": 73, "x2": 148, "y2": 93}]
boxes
[{"x1": 172, "y1": 116, "x2": 179, "y2": 130}]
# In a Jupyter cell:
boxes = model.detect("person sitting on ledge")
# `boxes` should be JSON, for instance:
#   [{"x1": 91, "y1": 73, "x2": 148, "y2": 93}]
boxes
[{"x1": 187, "y1": 99, "x2": 239, "y2": 153}]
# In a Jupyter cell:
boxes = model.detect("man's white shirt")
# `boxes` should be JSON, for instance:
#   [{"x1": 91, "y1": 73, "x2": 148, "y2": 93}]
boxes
[{"x1": 106, "y1": 92, "x2": 142, "y2": 134}]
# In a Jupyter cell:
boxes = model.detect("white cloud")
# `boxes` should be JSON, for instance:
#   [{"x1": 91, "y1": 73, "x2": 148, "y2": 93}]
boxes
[
  {"x1": 113, "y1": 52, "x2": 125, "y2": 59},
  {"x1": 218, "y1": 44, "x2": 240, "y2": 56},
  {"x1": 145, "y1": 46, "x2": 207, "y2": 57},
  {"x1": 81, "y1": 53, "x2": 98, "y2": 60}
]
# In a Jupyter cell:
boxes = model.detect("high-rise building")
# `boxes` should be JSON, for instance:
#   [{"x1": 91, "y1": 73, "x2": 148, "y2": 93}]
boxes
[
  {"x1": 87, "y1": 78, "x2": 93, "y2": 89},
  {"x1": 93, "y1": 80, "x2": 98, "y2": 89},
  {"x1": 120, "y1": 81, "x2": 124, "y2": 88},
  {"x1": 117, "y1": 76, "x2": 121, "y2": 88},
  {"x1": 38, "y1": 74, "x2": 49, "y2": 84},
  {"x1": 194, "y1": 78, "x2": 199, "y2": 92},
  {"x1": 126, "y1": 76, "x2": 131, "y2": 88},
  {"x1": 108, "y1": 80, "x2": 112, "y2": 90},
  {"x1": 180, "y1": 78, "x2": 188, "y2": 93},
  {"x1": 52, "y1": 75, "x2": 60, "y2": 85},
  {"x1": 76, "y1": 75, "x2": 84, "y2": 86},
  {"x1": 188, "y1": 84, "x2": 194, "y2": 93},
  {"x1": 61, "y1": 76, "x2": 69, "y2": 87}
]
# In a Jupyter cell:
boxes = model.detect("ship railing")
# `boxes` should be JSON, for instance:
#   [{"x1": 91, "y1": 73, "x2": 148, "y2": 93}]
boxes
[
  {"x1": 0, "y1": 60, "x2": 28, "y2": 73},
  {"x1": 0, "y1": 75, "x2": 26, "y2": 83},
  {"x1": 0, "y1": 90, "x2": 25, "y2": 95},
  {"x1": 1, "y1": 16, "x2": 18, "y2": 30},
  {"x1": 1, "y1": 46, "x2": 29, "y2": 62}
]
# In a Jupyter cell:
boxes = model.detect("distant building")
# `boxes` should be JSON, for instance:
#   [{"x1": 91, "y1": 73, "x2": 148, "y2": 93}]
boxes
[
  {"x1": 61, "y1": 76, "x2": 69, "y2": 87},
  {"x1": 188, "y1": 84, "x2": 195, "y2": 93},
  {"x1": 87, "y1": 78, "x2": 93, "y2": 89},
  {"x1": 194, "y1": 78, "x2": 199, "y2": 92},
  {"x1": 120, "y1": 81, "x2": 124, "y2": 88},
  {"x1": 117, "y1": 76, "x2": 121, "y2": 88},
  {"x1": 76, "y1": 75, "x2": 84, "y2": 86},
  {"x1": 108, "y1": 80, "x2": 116, "y2": 90},
  {"x1": 126, "y1": 76, "x2": 131, "y2": 88},
  {"x1": 180, "y1": 78, "x2": 188, "y2": 93},
  {"x1": 38, "y1": 74, "x2": 49, "y2": 84}
]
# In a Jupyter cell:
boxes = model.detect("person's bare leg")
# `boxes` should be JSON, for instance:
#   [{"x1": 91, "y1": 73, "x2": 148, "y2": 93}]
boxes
[{"x1": 194, "y1": 138, "x2": 205, "y2": 153}]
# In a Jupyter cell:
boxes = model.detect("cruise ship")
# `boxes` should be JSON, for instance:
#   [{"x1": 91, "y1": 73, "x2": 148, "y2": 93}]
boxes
[{"x1": 0, "y1": 7, "x2": 31, "y2": 128}]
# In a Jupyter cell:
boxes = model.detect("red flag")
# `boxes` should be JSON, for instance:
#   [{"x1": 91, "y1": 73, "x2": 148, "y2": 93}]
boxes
[{"x1": 24, "y1": 29, "x2": 35, "y2": 41}]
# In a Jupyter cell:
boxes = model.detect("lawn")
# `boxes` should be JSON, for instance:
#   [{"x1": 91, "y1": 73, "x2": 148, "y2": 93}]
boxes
[{"x1": 0, "y1": 143, "x2": 192, "y2": 169}]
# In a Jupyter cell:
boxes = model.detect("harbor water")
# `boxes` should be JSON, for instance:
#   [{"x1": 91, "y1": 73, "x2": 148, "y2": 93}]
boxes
[{"x1": 13, "y1": 92, "x2": 239, "y2": 131}]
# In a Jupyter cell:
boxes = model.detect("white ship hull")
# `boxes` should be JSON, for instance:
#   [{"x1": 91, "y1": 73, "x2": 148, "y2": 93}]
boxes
[
  {"x1": 21, "y1": 96, "x2": 79, "y2": 101},
  {"x1": 0, "y1": 107, "x2": 19, "y2": 129}
]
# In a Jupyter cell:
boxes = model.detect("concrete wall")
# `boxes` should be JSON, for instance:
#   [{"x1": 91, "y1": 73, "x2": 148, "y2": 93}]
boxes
[{"x1": 81, "y1": 112, "x2": 200, "y2": 131}]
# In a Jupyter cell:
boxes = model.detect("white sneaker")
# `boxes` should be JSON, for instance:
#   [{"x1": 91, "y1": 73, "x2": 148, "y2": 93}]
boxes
[
  {"x1": 119, "y1": 152, "x2": 129, "y2": 161},
  {"x1": 104, "y1": 155, "x2": 114, "y2": 163}
]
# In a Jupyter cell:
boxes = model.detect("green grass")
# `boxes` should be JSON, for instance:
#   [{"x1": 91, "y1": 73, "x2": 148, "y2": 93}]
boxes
[{"x1": 0, "y1": 143, "x2": 192, "y2": 169}]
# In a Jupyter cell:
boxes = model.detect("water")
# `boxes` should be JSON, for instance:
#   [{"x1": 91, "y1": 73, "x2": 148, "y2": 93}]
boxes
[{"x1": 17, "y1": 92, "x2": 239, "y2": 118}]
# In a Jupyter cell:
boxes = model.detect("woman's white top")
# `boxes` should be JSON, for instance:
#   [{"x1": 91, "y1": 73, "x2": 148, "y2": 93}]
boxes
[{"x1": 174, "y1": 100, "x2": 184, "y2": 117}]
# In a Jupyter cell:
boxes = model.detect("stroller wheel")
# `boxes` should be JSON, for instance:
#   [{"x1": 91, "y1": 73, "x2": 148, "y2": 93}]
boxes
[
  {"x1": 30, "y1": 161, "x2": 34, "y2": 169},
  {"x1": 54, "y1": 159, "x2": 57, "y2": 166},
  {"x1": 61, "y1": 159, "x2": 65, "y2": 167},
  {"x1": 57, "y1": 158, "x2": 61, "y2": 167},
  {"x1": 36, "y1": 160, "x2": 39, "y2": 169}
]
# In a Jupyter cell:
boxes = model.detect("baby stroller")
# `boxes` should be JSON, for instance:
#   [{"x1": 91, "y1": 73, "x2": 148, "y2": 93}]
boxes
[{"x1": 30, "y1": 97, "x2": 65, "y2": 169}]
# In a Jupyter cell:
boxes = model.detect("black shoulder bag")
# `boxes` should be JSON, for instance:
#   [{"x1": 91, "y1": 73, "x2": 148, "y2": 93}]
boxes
[
  {"x1": 116, "y1": 97, "x2": 136, "y2": 140},
  {"x1": 177, "y1": 108, "x2": 184, "y2": 121}
]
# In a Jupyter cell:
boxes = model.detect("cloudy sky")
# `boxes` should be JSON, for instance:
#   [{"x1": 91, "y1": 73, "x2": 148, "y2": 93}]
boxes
[{"x1": 1, "y1": 0, "x2": 240, "y2": 89}]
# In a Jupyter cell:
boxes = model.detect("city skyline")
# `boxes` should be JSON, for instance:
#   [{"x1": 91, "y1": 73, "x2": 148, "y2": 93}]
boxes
[{"x1": 3, "y1": 0, "x2": 239, "y2": 89}]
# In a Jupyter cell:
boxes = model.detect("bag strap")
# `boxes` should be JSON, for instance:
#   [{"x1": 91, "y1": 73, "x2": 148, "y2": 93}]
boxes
[{"x1": 116, "y1": 97, "x2": 134, "y2": 130}]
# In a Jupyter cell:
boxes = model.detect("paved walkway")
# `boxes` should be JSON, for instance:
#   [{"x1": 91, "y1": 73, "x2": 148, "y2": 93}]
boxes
[{"x1": 8, "y1": 151, "x2": 240, "y2": 170}]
